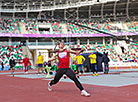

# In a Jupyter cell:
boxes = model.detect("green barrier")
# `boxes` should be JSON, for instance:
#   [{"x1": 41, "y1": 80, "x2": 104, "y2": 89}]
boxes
[
  {"x1": 14, "y1": 66, "x2": 23, "y2": 70},
  {"x1": 45, "y1": 67, "x2": 52, "y2": 79},
  {"x1": 51, "y1": 65, "x2": 58, "y2": 71},
  {"x1": 72, "y1": 65, "x2": 77, "y2": 71},
  {"x1": 50, "y1": 65, "x2": 77, "y2": 71},
  {"x1": 36, "y1": 65, "x2": 77, "y2": 71}
]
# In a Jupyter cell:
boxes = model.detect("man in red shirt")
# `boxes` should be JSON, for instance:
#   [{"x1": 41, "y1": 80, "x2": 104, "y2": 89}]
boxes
[
  {"x1": 22, "y1": 55, "x2": 31, "y2": 74},
  {"x1": 48, "y1": 41, "x2": 90, "y2": 97}
]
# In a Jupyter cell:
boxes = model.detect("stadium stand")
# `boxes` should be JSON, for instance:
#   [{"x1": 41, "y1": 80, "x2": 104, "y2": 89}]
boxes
[
  {"x1": 71, "y1": 43, "x2": 138, "y2": 63},
  {"x1": 0, "y1": 18, "x2": 138, "y2": 34},
  {"x1": 0, "y1": 45, "x2": 24, "y2": 70}
]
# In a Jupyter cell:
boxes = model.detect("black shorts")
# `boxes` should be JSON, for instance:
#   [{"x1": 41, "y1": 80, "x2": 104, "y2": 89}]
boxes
[{"x1": 10, "y1": 65, "x2": 15, "y2": 68}]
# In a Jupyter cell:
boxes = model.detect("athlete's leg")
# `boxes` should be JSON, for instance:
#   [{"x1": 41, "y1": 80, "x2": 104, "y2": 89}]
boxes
[
  {"x1": 65, "y1": 69, "x2": 84, "y2": 91},
  {"x1": 94, "y1": 64, "x2": 98, "y2": 76},
  {"x1": 26, "y1": 64, "x2": 28, "y2": 72},
  {"x1": 49, "y1": 68, "x2": 64, "y2": 86},
  {"x1": 24, "y1": 64, "x2": 27, "y2": 72},
  {"x1": 78, "y1": 64, "x2": 82, "y2": 74},
  {"x1": 40, "y1": 64, "x2": 44, "y2": 74},
  {"x1": 11, "y1": 66, "x2": 14, "y2": 77},
  {"x1": 107, "y1": 63, "x2": 109, "y2": 73},
  {"x1": 11, "y1": 67, "x2": 14, "y2": 73},
  {"x1": 37, "y1": 65, "x2": 40, "y2": 74},
  {"x1": 94, "y1": 64, "x2": 98, "y2": 73},
  {"x1": 78, "y1": 67, "x2": 81, "y2": 74},
  {"x1": 90, "y1": 64, "x2": 95, "y2": 74},
  {"x1": 104, "y1": 63, "x2": 107, "y2": 73},
  {"x1": 81, "y1": 65, "x2": 85, "y2": 73}
]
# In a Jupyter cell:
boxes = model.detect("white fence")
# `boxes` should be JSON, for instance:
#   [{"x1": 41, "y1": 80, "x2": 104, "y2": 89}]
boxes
[{"x1": 109, "y1": 62, "x2": 138, "y2": 67}]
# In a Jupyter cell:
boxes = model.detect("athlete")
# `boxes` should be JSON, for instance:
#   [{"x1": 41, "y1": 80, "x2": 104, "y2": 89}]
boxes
[
  {"x1": 74, "y1": 54, "x2": 85, "y2": 74},
  {"x1": 22, "y1": 55, "x2": 31, "y2": 74},
  {"x1": 9, "y1": 57, "x2": 16, "y2": 77},
  {"x1": 88, "y1": 51, "x2": 98, "y2": 76},
  {"x1": 36, "y1": 52, "x2": 44, "y2": 75},
  {"x1": 48, "y1": 41, "x2": 90, "y2": 97}
]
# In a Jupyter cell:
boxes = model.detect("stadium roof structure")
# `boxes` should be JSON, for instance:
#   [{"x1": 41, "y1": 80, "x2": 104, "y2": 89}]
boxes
[
  {"x1": 0, "y1": 0, "x2": 138, "y2": 19},
  {"x1": 0, "y1": 0, "x2": 118, "y2": 11}
]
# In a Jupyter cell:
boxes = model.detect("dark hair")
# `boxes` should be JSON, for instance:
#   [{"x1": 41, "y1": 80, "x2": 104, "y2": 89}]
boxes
[
  {"x1": 57, "y1": 40, "x2": 64, "y2": 45},
  {"x1": 106, "y1": 52, "x2": 108, "y2": 55}
]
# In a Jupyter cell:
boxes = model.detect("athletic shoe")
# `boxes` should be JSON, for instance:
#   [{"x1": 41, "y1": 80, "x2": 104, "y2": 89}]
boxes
[
  {"x1": 104, "y1": 72, "x2": 108, "y2": 74},
  {"x1": 92, "y1": 74, "x2": 95, "y2": 76},
  {"x1": 96, "y1": 73, "x2": 98, "y2": 76},
  {"x1": 81, "y1": 90, "x2": 90, "y2": 97},
  {"x1": 26, "y1": 72, "x2": 28, "y2": 74},
  {"x1": 48, "y1": 82, "x2": 52, "y2": 91},
  {"x1": 38, "y1": 74, "x2": 40, "y2": 76},
  {"x1": 63, "y1": 75, "x2": 66, "y2": 79},
  {"x1": 64, "y1": 76, "x2": 66, "y2": 79}
]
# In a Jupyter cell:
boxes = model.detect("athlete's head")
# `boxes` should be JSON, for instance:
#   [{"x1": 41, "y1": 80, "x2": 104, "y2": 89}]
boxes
[
  {"x1": 39, "y1": 52, "x2": 41, "y2": 56},
  {"x1": 76, "y1": 53, "x2": 80, "y2": 56},
  {"x1": 25, "y1": 55, "x2": 27, "y2": 58},
  {"x1": 91, "y1": 51, "x2": 94, "y2": 54},
  {"x1": 58, "y1": 40, "x2": 65, "y2": 49}
]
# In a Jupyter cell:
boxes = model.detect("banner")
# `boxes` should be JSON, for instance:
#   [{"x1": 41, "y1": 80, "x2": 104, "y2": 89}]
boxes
[{"x1": 0, "y1": 32, "x2": 137, "y2": 38}]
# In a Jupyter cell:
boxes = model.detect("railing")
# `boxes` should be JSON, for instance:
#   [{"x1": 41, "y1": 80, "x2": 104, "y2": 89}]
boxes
[
  {"x1": 38, "y1": 42, "x2": 53, "y2": 45},
  {"x1": 27, "y1": 42, "x2": 37, "y2": 46},
  {"x1": 0, "y1": 41, "x2": 75, "y2": 46},
  {"x1": 0, "y1": 0, "x2": 115, "y2": 12},
  {"x1": 0, "y1": 42, "x2": 20, "y2": 46},
  {"x1": 28, "y1": 42, "x2": 53, "y2": 46},
  {"x1": 11, "y1": 42, "x2": 21, "y2": 45},
  {"x1": 0, "y1": 42, "x2": 9, "y2": 45}
]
